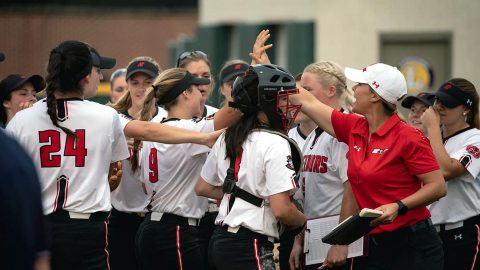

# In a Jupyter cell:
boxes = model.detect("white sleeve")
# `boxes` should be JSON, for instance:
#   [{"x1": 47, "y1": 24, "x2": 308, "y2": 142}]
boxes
[
  {"x1": 183, "y1": 118, "x2": 215, "y2": 156},
  {"x1": 450, "y1": 134, "x2": 480, "y2": 180},
  {"x1": 111, "y1": 112, "x2": 130, "y2": 162},
  {"x1": 264, "y1": 137, "x2": 298, "y2": 196},
  {"x1": 118, "y1": 113, "x2": 132, "y2": 132},
  {"x1": 200, "y1": 133, "x2": 223, "y2": 186}
]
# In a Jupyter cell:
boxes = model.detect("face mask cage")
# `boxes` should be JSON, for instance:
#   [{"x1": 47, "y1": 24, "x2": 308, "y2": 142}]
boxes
[{"x1": 276, "y1": 88, "x2": 301, "y2": 132}]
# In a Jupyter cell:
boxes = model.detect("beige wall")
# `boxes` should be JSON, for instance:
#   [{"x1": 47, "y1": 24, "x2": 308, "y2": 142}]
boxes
[
  {"x1": 200, "y1": 0, "x2": 480, "y2": 88},
  {"x1": 0, "y1": 10, "x2": 198, "y2": 79}
]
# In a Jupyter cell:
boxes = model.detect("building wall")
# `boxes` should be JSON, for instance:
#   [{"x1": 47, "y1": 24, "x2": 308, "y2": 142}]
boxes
[
  {"x1": 0, "y1": 10, "x2": 198, "y2": 80},
  {"x1": 200, "y1": 0, "x2": 480, "y2": 88}
]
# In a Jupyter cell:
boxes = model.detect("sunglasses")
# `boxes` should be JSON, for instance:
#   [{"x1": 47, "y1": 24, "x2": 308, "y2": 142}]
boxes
[
  {"x1": 110, "y1": 68, "x2": 127, "y2": 81},
  {"x1": 176, "y1": 51, "x2": 208, "y2": 67}
]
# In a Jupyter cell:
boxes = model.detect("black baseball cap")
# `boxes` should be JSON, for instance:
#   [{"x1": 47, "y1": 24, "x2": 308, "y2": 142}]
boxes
[
  {"x1": 401, "y1": 92, "x2": 435, "y2": 109},
  {"x1": 0, "y1": 74, "x2": 45, "y2": 100},
  {"x1": 90, "y1": 47, "x2": 116, "y2": 69},
  {"x1": 220, "y1": 63, "x2": 249, "y2": 83},
  {"x1": 157, "y1": 71, "x2": 210, "y2": 105},
  {"x1": 0, "y1": 52, "x2": 5, "y2": 62},
  {"x1": 126, "y1": 60, "x2": 159, "y2": 81},
  {"x1": 434, "y1": 82, "x2": 473, "y2": 108}
]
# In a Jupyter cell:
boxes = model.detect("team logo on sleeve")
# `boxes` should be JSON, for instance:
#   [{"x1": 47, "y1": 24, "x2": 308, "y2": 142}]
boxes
[
  {"x1": 460, "y1": 154, "x2": 473, "y2": 168},
  {"x1": 466, "y1": 145, "x2": 480, "y2": 159},
  {"x1": 285, "y1": 155, "x2": 295, "y2": 170}
]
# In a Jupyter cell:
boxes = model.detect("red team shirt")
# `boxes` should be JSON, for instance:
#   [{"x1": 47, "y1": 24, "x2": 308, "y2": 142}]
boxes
[{"x1": 331, "y1": 110, "x2": 439, "y2": 233}]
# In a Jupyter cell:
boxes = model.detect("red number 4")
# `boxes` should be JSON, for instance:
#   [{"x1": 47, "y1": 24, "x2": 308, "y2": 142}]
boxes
[{"x1": 39, "y1": 129, "x2": 88, "y2": 167}]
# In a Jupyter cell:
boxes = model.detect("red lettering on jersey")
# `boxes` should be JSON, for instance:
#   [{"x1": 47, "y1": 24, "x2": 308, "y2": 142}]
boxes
[
  {"x1": 302, "y1": 155, "x2": 328, "y2": 173},
  {"x1": 148, "y1": 148, "x2": 159, "y2": 183},
  {"x1": 39, "y1": 129, "x2": 88, "y2": 167}
]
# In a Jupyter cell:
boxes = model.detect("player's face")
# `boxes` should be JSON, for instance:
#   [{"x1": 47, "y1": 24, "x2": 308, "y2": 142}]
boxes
[
  {"x1": 293, "y1": 81, "x2": 308, "y2": 124},
  {"x1": 184, "y1": 60, "x2": 212, "y2": 104},
  {"x1": 189, "y1": 85, "x2": 204, "y2": 117},
  {"x1": 84, "y1": 67, "x2": 102, "y2": 99},
  {"x1": 110, "y1": 75, "x2": 127, "y2": 103},
  {"x1": 433, "y1": 99, "x2": 467, "y2": 127},
  {"x1": 127, "y1": 73, "x2": 154, "y2": 109},
  {"x1": 351, "y1": 83, "x2": 372, "y2": 115},
  {"x1": 3, "y1": 82, "x2": 37, "y2": 115},
  {"x1": 301, "y1": 72, "x2": 330, "y2": 105},
  {"x1": 408, "y1": 100, "x2": 428, "y2": 132}
]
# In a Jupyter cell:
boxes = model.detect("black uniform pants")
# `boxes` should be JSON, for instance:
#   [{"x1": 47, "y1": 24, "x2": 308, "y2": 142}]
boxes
[
  {"x1": 208, "y1": 226, "x2": 276, "y2": 270},
  {"x1": 437, "y1": 215, "x2": 480, "y2": 270},
  {"x1": 135, "y1": 212, "x2": 206, "y2": 270},
  {"x1": 46, "y1": 210, "x2": 110, "y2": 270},
  {"x1": 107, "y1": 208, "x2": 144, "y2": 270},
  {"x1": 353, "y1": 219, "x2": 443, "y2": 270}
]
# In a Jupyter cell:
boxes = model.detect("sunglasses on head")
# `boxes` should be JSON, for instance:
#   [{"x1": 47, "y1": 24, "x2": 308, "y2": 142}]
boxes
[
  {"x1": 110, "y1": 68, "x2": 127, "y2": 81},
  {"x1": 176, "y1": 51, "x2": 208, "y2": 67}
]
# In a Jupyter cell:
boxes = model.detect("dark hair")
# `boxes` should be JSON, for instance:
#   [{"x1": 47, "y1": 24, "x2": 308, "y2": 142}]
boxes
[
  {"x1": 294, "y1": 72, "x2": 303, "y2": 81},
  {"x1": 224, "y1": 70, "x2": 262, "y2": 160},
  {"x1": 448, "y1": 78, "x2": 479, "y2": 128},
  {"x1": 45, "y1": 40, "x2": 92, "y2": 137}
]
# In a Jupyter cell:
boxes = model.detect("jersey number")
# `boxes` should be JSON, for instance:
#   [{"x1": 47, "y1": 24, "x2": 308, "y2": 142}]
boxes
[
  {"x1": 148, "y1": 148, "x2": 159, "y2": 183},
  {"x1": 39, "y1": 129, "x2": 87, "y2": 167}
]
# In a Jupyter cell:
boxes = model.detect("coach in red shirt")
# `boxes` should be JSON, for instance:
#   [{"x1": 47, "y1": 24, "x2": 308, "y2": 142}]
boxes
[{"x1": 291, "y1": 63, "x2": 446, "y2": 270}]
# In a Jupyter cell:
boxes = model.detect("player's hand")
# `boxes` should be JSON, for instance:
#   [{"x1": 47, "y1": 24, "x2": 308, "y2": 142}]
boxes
[
  {"x1": 289, "y1": 235, "x2": 304, "y2": 270},
  {"x1": 109, "y1": 161, "x2": 123, "y2": 191},
  {"x1": 322, "y1": 245, "x2": 348, "y2": 269},
  {"x1": 249, "y1": 29, "x2": 273, "y2": 65},
  {"x1": 371, "y1": 203, "x2": 399, "y2": 226},
  {"x1": 203, "y1": 129, "x2": 225, "y2": 148},
  {"x1": 421, "y1": 107, "x2": 440, "y2": 130}
]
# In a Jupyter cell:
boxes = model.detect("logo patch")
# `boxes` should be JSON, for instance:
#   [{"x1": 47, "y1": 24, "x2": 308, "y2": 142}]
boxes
[
  {"x1": 372, "y1": 148, "x2": 388, "y2": 154},
  {"x1": 285, "y1": 155, "x2": 294, "y2": 170},
  {"x1": 466, "y1": 145, "x2": 480, "y2": 158}
]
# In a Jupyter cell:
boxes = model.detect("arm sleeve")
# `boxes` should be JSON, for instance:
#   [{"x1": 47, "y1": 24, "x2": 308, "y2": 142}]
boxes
[
  {"x1": 331, "y1": 110, "x2": 357, "y2": 144},
  {"x1": 111, "y1": 111, "x2": 130, "y2": 162},
  {"x1": 264, "y1": 137, "x2": 298, "y2": 196},
  {"x1": 449, "y1": 133, "x2": 480, "y2": 179},
  {"x1": 200, "y1": 133, "x2": 223, "y2": 186},
  {"x1": 402, "y1": 130, "x2": 440, "y2": 175},
  {"x1": 184, "y1": 118, "x2": 215, "y2": 156}
]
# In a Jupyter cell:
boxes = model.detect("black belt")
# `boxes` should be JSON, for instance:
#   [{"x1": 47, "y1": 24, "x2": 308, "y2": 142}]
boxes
[
  {"x1": 436, "y1": 214, "x2": 480, "y2": 232},
  {"x1": 47, "y1": 209, "x2": 110, "y2": 222},
  {"x1": 146, "y1": 212, "x2": 200, "y2": 227},
  {"x1": 220, "y1": 225, "x2": 274, "y2": 243},
  {"x1": 371, "y1": 218, "x2": 433, "y2": 244}
]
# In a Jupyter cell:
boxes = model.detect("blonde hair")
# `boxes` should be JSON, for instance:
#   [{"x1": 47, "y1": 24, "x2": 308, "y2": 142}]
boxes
[
  {"x1": 110, "y1": 56, "x2": 161, "y2": 114},
  {"x1": 130, "y1": 68, "x2": 190, "y2": 172},
  {"x1": 303, "y1": 61, "x2": 354, "y2": 112},
  {"x1": 177, "y1": 53, "x2": 215, "y2": 98}
]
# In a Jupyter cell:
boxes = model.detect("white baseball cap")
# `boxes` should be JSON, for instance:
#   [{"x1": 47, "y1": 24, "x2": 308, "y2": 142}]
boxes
[{"x1": 345, "y1": 63, "x2": 407, "y2": 104}]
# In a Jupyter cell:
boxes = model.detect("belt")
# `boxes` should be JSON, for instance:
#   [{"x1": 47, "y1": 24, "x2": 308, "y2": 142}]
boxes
[
  {"x1": 148, "y1": 212, "x2": 200, "y2": 227},
  {"x1": 434, "y1": 214, "x2": 480, "y2": 233},
  {"x1": 111, "y1": 207, "x2": 146, "y2": 218},
  {"x1": 207, "y1": 202, "x2": 219, "y2": 213},
  {"x1": 221, "y1": 225, "x2": 275, "y2": 243},
  {"x1": 370, "y1": 218, "x2": 433, "y2": 244},
  {"x1": 48, "y1": 210, "x2": 109, "y2": 221}
]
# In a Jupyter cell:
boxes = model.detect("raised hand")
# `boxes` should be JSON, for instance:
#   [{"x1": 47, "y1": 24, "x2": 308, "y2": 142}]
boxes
[{"x1": 249, "y1": 29, "x2": 273, "y2": 65}]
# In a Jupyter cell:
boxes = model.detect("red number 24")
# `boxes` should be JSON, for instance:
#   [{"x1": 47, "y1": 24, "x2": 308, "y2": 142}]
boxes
[{"x1": 39, "y1": 129, "x2": 87, "y2": 167}]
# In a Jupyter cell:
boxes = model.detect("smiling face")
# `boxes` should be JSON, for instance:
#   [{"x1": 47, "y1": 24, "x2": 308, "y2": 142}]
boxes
[
  {"x1": 408, "y1": 100, "x2": 429, "y2": 131},
  {"x1": 300, "y1": 72, "x2": 331, "y2": 105},
  {"x1": 184, "y1": 60, "x2": 212, "y2": 104},
  {"x1": 3, "y1": 82, "x2": 37, "y2": 116},
  {"x1": 351, "y1": 83, "x2": 373, "y2": 115},
  {"x1": 127, "y1": 72, "x2": 154, "y2": 109}
]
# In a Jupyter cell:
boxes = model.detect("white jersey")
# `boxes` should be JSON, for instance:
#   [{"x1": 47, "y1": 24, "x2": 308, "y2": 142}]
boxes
[
  {"x1": 139, "y1": 117, "x2": 214, "y2": 218},
  {"x1": 294, "y1": 128, "x2": 349, "y2": 219},
  {"x1": 288, "y1": 125, "x2": 310, "y2": 151},
  {"x1": 7, "y1": 98, "x2": 129, "y2": 215},
  {"x1": 201, "y1": 131, "x2": 298, "y2": 239},
  {"x1": 204, "y1": 104, "x2": 218, "y2": 117},
  {"x1": 428, "y1": 127, "x2": 480, "y2": 224},
  {"x1": 111, "y1": 107, "x2": 167, "y2": 213}
]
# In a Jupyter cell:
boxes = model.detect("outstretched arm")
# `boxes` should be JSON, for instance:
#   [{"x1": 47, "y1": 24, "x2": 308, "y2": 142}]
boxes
[{"x1": 124, "y1": 120, "x2": 223, "y2": 148}]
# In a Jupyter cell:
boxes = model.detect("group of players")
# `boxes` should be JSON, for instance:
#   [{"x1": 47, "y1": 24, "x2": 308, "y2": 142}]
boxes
[{"x1": 1, "y1": 29, "x2": 480, "y2": 270}]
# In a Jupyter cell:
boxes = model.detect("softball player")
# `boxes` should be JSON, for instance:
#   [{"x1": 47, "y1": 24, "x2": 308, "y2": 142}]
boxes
[
  {"x1": 289, "y1": 61, "x2": 354, "y2": 270},
  {"x1": 422, "y1": 78, "x2": 480, "y2": 270},
  {"x1": 7, "y1": 40, "x2": 128, "y2": 270},
  {"x1": 176, "y1": 50, "x2": 218, "y2": 117},
  {"x1": 108, "y1": 56, "x2": 166, "y2": 270},
  {"x1": 400, "y1": 92, "x2": 434, "y2": 134},
  {"x1": 135, "y1": 68, "x2": 239, "y2": 270},
  {"x1": 196, "y1": 64, "x2": 306, "y2": 270}
]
